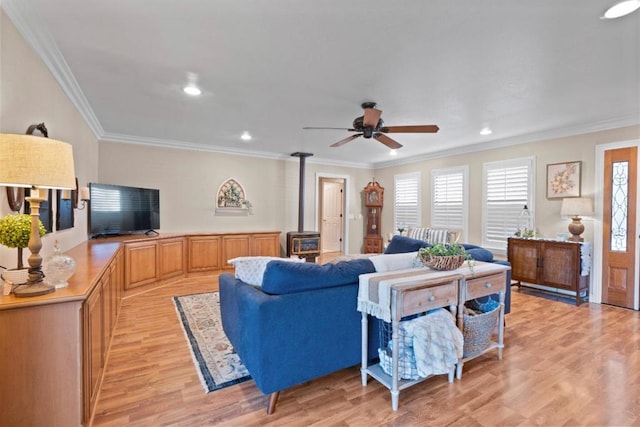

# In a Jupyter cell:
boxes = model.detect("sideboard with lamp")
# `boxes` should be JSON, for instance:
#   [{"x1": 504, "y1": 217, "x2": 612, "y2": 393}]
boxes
[{"x1": 507, "y1": 196, "x2": 593, "y2": 305}]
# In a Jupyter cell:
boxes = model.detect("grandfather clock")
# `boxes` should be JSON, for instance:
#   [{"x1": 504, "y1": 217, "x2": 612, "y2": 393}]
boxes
[{"x1": 364, "y1": 180, "x2": 384, "y2": 253}]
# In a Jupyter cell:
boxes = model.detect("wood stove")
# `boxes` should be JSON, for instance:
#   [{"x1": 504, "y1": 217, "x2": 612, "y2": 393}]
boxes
[{"x1": 286, "y1": 152, "x2": 320, "y2": 262}]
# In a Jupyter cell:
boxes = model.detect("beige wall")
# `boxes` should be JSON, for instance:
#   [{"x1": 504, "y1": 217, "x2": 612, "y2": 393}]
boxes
[
  {"x1": 0, "y1": 11, "x2": 99, "y2": 269},
  {"x1": 373, "y1": 125, "x2": 640, "y2": 249},
  {"x1": 98, "y1": 141, "x2": 375, "y2": 254}
]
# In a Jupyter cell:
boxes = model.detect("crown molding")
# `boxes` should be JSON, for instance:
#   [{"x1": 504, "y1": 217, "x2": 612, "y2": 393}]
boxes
[
  {"x1": 374, "y1": 115, "x2": 640, "y2": 169},
  {"x1": 2, "y1": 0, "x2": 104, "y2": 139},
  {"x1": 100, "y1": 132, "x2": 374, "y2": 169}
]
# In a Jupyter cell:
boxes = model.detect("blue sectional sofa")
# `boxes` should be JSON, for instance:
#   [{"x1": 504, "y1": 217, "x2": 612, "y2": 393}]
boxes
[
  {"x1": 219, "y1": 236, "x2": 511, "y2": 413},
  {"x1": 219, "y1": 258, "x2": 381, "y2": 414}
]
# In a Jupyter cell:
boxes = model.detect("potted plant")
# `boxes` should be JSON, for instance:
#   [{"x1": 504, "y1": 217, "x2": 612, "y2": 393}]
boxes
[
  {"x1": 418, "y1": 243, "x2": 470, "y2": 271},
  {"x1": 0, "y1": 213, "x2": 46, "y2": 284}
]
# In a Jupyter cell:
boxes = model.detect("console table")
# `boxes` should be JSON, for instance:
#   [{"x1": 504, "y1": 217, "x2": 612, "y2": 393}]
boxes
[
  {"x1": 358, "y1": 268, "x2": 460, "y2": 411},
  {"x1": 358, "y1": 261, "x2": 509, "y2": 410},
  {"x1": 455, "y1": 262, "x2": 508, "y2": 379},
  {"x1": 507, "y1": 237, "x2": 590, "y2": 305}
]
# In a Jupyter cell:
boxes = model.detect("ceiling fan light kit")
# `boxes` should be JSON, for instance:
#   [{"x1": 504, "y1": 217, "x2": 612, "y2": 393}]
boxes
[
  {"x1": 303, "y1": 102, "x2": 439, "y2": 149},
  {"x1": 602, "y1": 0, "x2": 640, "y2": 18}
]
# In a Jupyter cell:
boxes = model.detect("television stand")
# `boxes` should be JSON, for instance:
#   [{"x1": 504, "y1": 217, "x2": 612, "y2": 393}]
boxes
[{"x1": 145, "y1": 229, "x2": 159, "y2": 236}]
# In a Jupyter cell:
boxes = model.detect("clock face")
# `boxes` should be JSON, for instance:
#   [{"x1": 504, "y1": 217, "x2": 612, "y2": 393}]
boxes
[{"x1": 368, "y1": 190, "x2": 379, "y2": 204}]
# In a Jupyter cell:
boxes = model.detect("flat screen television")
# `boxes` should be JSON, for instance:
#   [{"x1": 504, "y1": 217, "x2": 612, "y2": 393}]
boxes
[{"x1": 89, "y1": 183, "x2": 160, "y2": 237}]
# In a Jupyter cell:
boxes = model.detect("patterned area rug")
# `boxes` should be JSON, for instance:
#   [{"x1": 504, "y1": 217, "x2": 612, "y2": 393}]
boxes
[{"x1": 173, "y1": 292, "x2": 250, "y2": 392}]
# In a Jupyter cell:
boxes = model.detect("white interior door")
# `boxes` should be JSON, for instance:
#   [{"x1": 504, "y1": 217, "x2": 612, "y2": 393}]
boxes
[{"x1": 320, "y1": 179, "x2": 344, "y2": 252}]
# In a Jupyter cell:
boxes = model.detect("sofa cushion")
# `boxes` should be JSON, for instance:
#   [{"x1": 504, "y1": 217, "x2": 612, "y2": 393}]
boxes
[
  {"x1": 385, "y1": 235, "x2": 430, "y2": 254},
  {"x1": 407, "y1": 227, "x2": 430, "y2": 241},
  {"x1": 465, "y1": 247, "x2": 494, "y2": 263},
  {"x1": 261, "y1": 258, "x2": 375, "y2": 295},
  {"x1": 228, "y1": 256, "x2": 304, "y2": 287},
  {"x1": 370, "y1": 251, "x2": 421, "y2": 272}
]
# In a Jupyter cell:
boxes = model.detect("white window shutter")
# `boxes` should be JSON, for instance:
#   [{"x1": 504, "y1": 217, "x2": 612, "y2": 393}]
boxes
[
  {"x1": 482, "y1": 158, "x2": 534, "y2": 251},
  {"x1": 431, "y1": 166, "x2": 468, "y2": 235},
  {"x1": 394, "y1": 172, "x2": 421, "y2": 231}
]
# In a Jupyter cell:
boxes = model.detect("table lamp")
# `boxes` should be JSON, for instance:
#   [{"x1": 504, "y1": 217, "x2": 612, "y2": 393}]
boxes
[
  {"x1": 0, "y1": 133, "x2": 76, "y2": 297},
  {"x1": 560, "y1": 197, "x2": 593, "y2": 242}
]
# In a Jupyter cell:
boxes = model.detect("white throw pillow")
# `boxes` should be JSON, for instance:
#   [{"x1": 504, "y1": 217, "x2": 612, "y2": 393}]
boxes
[
  {"x1": 369, "y1": 251, "x2": 421, "y2": 272},
  {"x1": 227, "y1": 256, "x2": 304, "y2": 287}
]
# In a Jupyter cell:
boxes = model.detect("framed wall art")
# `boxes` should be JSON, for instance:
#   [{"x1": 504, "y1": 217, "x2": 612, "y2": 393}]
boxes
[{"x1": 547, "y1": 161, "x2": 581, "y2": 199}]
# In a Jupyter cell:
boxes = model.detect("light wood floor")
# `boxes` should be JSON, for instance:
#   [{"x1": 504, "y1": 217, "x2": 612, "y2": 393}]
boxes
[{"x1": 92, "y1": 274, "x2": 640, "y2": 426}]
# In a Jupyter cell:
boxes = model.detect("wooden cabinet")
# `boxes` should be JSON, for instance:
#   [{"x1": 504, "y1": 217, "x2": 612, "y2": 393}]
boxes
[
  {"x1": 159, "y1": 237, "x2": 186, "y2": 280},
  {"x1": 221, "y1": 232, "x2": 281, "y2": 269},
  {"x1": 124, "y1": 240, "x2": 159, "y2": 289},
  {"x1": 251, "y1": 233, "x2": 281, "y2": 257},
  {"x1": 1, "y1": 232, "x2": 281, "y2": 426},
  {"x1": 84, "y1": 278, "x2": 104, "y2": 421},
  {"x1": 125, "y1": 232, "x2": 281, "y2": 281},
  {"x1": 188, "y1": 235, "x2": 221, "y2": 272},
  {"x1": 222, "y1": 234, "x2": 251, "y2": 268},
  {"x1": 83, "y1": 247, "x2": 124, "y2": 422},
  {"x1": 507, "y1": 237, "x2": 589, "y2": 305},
  {"x1": 364, "y1": 237, "x2": 383, "y2": 254}
]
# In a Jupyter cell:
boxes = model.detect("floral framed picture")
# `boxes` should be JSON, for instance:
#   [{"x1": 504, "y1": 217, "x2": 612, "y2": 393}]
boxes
[{"x1": 547, "y1": 161, "x2": 581, "y2": 199}]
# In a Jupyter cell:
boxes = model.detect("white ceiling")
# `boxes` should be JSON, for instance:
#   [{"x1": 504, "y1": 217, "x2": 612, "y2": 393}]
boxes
[{"x1": 4, "y1": 0, "x2": 639, "y2": 167}]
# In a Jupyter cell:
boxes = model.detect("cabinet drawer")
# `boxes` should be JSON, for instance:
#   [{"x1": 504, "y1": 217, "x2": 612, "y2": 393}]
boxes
[
  {"x1": 400, "y1": 282, "x2": 458, "y2": 317},
  {"x1": 465, "y1": 273, "x2": 505, "y2": 300}
]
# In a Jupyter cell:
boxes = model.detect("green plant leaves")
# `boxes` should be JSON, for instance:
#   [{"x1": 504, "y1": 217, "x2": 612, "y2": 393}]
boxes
[{"x1": 0, "y1": 213, "x2": 46, "y2": 249}]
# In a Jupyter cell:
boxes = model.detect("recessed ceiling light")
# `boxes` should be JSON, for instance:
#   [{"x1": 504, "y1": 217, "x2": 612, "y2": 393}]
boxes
[
  {"x1": 480, "y1": 127, "x2": 492, "y2": 136},
  {"x1": 389, "y1": 149, "x2": 398, "y2": 156},
  {"x1": 240, "y1": 131, "x2": 252, "y2": 141},
  {"x1": 183, "y1": 85, "x2": 202, "y2": 96},
  {"x1": 602, "y1": 0, "x2": 640, "y2": 18}
]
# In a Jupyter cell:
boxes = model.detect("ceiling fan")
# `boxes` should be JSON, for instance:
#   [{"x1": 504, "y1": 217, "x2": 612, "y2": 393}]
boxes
[{"x1": 303, "y1": 102, "x2": 439, "y2": 149}]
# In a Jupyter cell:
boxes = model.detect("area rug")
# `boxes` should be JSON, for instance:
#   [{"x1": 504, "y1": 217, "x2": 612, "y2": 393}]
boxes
[{"x1": 173, "y1": 292, "x2": 250, "y2": 393}]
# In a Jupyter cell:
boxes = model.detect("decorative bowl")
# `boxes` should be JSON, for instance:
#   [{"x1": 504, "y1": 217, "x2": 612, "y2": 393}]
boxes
[{"x1": 419, "y1": 253, "x2": 466, "y2": 271}]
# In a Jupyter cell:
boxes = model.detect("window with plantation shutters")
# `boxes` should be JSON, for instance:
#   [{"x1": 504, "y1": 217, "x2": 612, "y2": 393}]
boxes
[
  {"x1": 394, "y1": 172, "x2": 421, "y2": 232},
  {"x1": 482, "y1": 157, "x2": 535, "y2": 251},
  {"x1": 431, "y1": 166, "x2": 468, "y2": 240}
]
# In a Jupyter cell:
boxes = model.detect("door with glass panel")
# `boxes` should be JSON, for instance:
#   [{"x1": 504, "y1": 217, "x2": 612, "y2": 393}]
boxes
[{"x1": 602, "y1": 146, "x2": 637, "y2": 308}]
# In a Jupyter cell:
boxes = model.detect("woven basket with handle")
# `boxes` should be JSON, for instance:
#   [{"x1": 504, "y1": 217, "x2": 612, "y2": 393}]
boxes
[{"x1": 419, "y1": 253, "x2": 466, "y2": 271}]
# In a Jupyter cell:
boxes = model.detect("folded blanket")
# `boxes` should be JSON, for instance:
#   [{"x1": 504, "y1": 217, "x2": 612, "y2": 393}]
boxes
[{"x1": 403, "y1": 309, "x2": 463, "y2": 377}]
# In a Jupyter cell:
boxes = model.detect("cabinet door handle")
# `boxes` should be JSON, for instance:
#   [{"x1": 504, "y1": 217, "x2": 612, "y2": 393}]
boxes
[
  {"x1": 428, "y1": 295, "x2": 435, "y2": 302},
  {"x1": 484, "y1": 282, "x2": 492, "y2": 289}
]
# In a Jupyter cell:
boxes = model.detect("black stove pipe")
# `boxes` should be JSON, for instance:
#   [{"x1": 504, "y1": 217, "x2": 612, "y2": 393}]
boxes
[{"x1": 291, "y1": 152, "x2": 313, "y2": 232}]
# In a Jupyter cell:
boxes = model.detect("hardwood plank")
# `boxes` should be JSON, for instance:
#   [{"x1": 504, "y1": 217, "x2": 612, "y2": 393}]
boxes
[{"x1": 92, "y1": 278, "x2": 640, "y2": 426}]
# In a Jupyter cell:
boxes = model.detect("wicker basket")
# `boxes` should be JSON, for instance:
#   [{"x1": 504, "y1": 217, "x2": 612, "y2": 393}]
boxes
[
  {"x1": 419, "y1": 253, "x2": 466, "y2": 271},
  {"x1": 462, "y1": 306, "x2": 500, "y2": 358}
]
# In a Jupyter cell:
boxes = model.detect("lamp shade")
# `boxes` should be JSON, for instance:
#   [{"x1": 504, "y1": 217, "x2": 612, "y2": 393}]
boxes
[
  {"x1": 0, "y1": 134, "x2": 76, "y2": 189},
  {"x1": 560, "y1": 197, "x2": 594, "y2": 217}
]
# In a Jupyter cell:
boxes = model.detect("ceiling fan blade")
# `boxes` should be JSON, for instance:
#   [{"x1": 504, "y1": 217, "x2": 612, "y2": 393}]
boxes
[
  {"x1": 303, "y1": 126, "x2": 354, "y2": 130},
  {"x1": 330, "y1": 134, "x2": 362, "y2": 147},
  {"x1": 363, "y1": 108, "x2": 382, "y2": 127},
  {"x1": 374, "y1": 133, "x2": 403, "y2": 149},
  {"x1": 379, "y1": 125, "x2": 440, "y2": 133}
]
